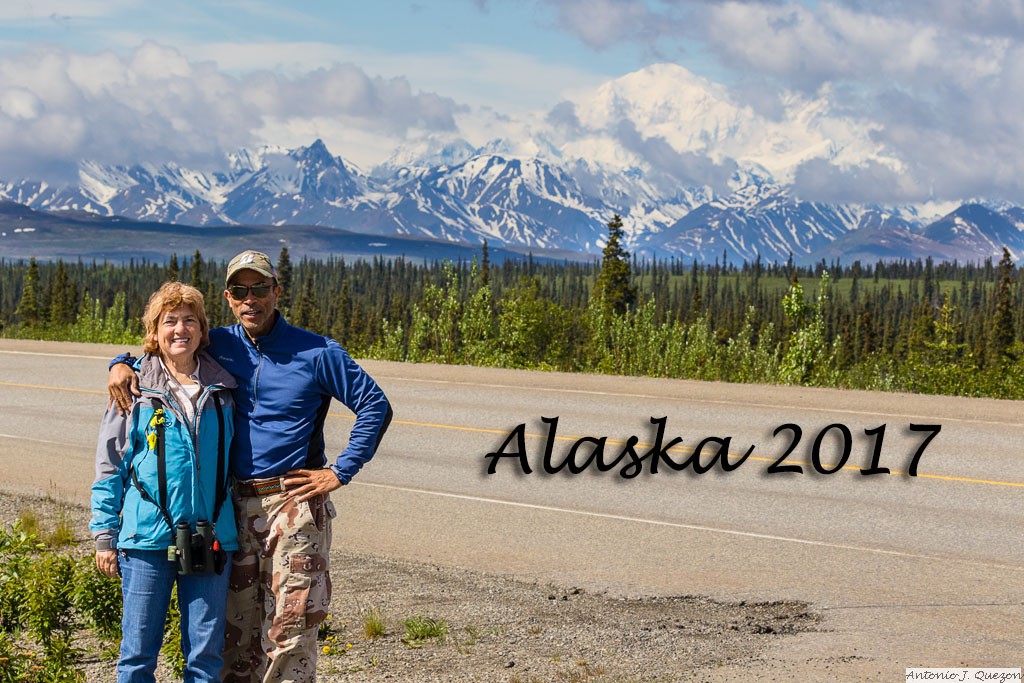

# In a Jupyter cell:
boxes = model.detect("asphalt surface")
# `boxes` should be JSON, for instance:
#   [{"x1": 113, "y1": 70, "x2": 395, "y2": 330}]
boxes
[{"x1": 1, "y1": 338, "x2": 1021, "y2": 680}]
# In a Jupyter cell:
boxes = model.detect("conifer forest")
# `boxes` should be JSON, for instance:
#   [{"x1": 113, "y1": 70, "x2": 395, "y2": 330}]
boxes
[{"x1": 2, "y1": 217, "x2": 1022, "y2": 400}]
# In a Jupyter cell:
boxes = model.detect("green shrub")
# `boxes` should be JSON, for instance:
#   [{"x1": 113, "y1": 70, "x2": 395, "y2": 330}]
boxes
[
  {"x1": 0, "y1": 521, "x2": 42, "y2": 634},
  {"x1": 31, "y1": 637, "x2": 85, "y2": 683},
  {"x1": 0, "y1": 630, "x2": 31, "y2": 683},
  {"x1": 26, "y1": 554, "x2": 78, "y2": 648},
  {"x1": 0, "y1": 519, "x2": 114, "y2": 680},
  {"x1": 72, "y1": 557, "x2": 122, "y2": 643}
]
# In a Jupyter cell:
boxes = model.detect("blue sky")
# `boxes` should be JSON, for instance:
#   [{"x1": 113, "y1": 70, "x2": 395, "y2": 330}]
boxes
[{"x1": 2, "y1": 1, "x2": 1024, "y2": 204}]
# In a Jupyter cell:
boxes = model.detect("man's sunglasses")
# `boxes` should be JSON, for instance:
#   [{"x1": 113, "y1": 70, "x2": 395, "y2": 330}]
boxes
[{"x1": 227, "y1": 283, "x2": 273, "y2": 300}]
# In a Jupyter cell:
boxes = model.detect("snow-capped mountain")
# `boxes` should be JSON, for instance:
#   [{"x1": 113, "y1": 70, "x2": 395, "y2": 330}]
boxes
[
  {"x1": 0, "y1": 160, "x2": 236, "y2": 225},
  {"x1": 1, "y1": 63, "x2": 1021, "y2": 264},
  {"x1": 642, "y1": 181, "x2": 862, "y2": 263},
  {"x1": 551, "y1": 63, "x2": 897, "y2": 187},
  {"x1": 219, "y1": 140, "x2": 376, "y2": 227},
  {"x1": 1, "y1": 137, "x2": 1020, "y2": 264},
  {"x1": 922, "y1": 205, "x2": 1024, "y2": 256}
]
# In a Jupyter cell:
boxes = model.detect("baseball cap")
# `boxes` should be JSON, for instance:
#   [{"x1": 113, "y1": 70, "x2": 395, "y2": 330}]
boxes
[{"x1": 225, "y1": 250, "x2": 277, "y2": 285}]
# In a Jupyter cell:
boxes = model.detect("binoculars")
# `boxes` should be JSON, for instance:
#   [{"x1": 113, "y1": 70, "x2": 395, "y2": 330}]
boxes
[{"x1": 171, "y1": 520, "x2": 226, "y2": 575}]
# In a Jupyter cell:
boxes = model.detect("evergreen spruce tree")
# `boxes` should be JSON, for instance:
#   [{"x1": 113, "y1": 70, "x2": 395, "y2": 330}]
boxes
[
  {"x1": 923, "y1": 257, "x2": 936, "y2": 307},
  {"x1": 348, "y1": 298, "x2": 368, "y2": 352},
  {"x1": 480, "y1": 240, "x2": 491, "y2": 288},
  {"x1": 990, "y1": 247, "x2": 1016, "y2": 363},
  {"x1": 293, "y1": 272, "x2": 321, "y2": 334},
  {"x1": 277, "y1": 247, "x2": 293, "y2": 313},
  {"x1": 593, "y1": 214, "x2": 636, "y2": 316},
  {"x1": 48, "y1": 260, "x2": 73, "y2": 326},
  {"x1": 167, "y1": 253, "x2": 180, "y2": 282},
  {"x1": 689, "y1": 262, "x2": 702, "y2": 319},
  {"x1": 332, "y1": 279, "x2": 353, "y2": 346},
  {"x1": 204, "y1": 281, "x2": 224, "y2": 326},
  {"x1": 16, "y1": 258, "x2": 41, "y2": 327},
  {"x1": 189, "y1": 250, "x2": 205, "y2": 291}
]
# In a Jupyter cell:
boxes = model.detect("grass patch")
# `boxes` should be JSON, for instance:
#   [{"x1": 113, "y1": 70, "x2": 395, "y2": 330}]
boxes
[
  {"x1": 401, "y1": 615, "x2": 448, "y2": 647},
  {"x1": 362, "y1": 607, "x2": 387, "y2": 639},
  {"x1": 16, "y1": 509, "x2": 41, "y2": 538},
  {"x1": 47, "y1": 515, "x2": 76, "y2": 548},
  {"x1": 17, "y1": 507, "x2": 76, "y2": 548}
]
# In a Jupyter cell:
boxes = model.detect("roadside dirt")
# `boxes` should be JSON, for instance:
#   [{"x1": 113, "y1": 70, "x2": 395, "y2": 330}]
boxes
[{"x1": 2, "y1": 489, "x2": 820, "y2": 682}]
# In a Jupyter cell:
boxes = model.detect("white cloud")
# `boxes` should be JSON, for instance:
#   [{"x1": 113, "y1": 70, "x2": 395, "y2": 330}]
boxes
[
  {"x1": 0, "y1": 42, "x2": 462, "y2": 180},
  {"x1": 253, "y1": 116, "x2": 403, "y2": 172},
  {"x1": 549, "y1": 0, "x2": 657, "y2": 50},
  {"x1": 532, "y1": 0, "x2": 1024, "y2": 202},
  {"x1": 0, "y1": 88, "x2": 42, "y2": 120},
  {"x1": 703, "y1": 1, "x2": 1011, "y2": 91},
  {"x1": 187, "y1": 39, "x2": 606, "y2": 114},
  {"x1": 841, "y1": 0, "x2": 1024, "y2": 39}
]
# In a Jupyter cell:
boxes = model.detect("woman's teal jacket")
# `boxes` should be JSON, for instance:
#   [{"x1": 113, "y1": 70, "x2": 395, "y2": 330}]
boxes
[{"x1": 90, "y1": 351, "x2": 238, "y2": 553}]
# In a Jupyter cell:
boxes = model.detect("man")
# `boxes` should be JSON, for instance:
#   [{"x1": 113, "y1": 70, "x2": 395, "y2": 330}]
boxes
[{"x1": 109, "y1": 250, "x2": 392, "y2": 683}]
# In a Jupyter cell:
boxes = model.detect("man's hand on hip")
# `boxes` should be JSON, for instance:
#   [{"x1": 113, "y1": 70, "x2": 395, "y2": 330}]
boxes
[{"x1": 284, "y1": 467, "x2": 342, "y2": 502}]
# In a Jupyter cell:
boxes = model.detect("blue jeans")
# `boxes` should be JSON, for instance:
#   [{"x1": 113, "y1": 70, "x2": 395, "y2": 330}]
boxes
[{"x1": 117, "y1": 548, "x2": 232, "y2": 683}]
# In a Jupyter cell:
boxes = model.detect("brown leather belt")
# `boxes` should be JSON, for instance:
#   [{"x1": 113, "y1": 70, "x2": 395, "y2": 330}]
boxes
[{"x1": 235, "y1": 477, "x2": 290, "y2": 497}]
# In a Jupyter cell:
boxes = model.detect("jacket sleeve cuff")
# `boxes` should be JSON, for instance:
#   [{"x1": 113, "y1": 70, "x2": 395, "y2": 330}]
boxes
[
  {"x1": 94, "y1": 531, "x2": 117, "y2": 551},
  {"x1": 328, "y1": 464, "x2": 349, "y2": 485},
  {"x1": 108, "y1": 352, "x2": 137, "y2": 370}
]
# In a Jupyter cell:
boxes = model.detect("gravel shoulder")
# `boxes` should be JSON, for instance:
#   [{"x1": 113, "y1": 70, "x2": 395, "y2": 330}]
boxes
[{"x1": 1, "y1": 488, "x2": 820, "y2": 682}]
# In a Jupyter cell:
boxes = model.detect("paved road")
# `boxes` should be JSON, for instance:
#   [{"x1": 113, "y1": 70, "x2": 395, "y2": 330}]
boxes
[{"x1": 1, "y1": 338, "x2": 1021, "y2": 680}]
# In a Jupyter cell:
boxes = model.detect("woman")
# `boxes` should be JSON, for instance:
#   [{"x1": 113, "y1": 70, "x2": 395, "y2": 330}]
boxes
[{"x1": 90, "y1": 281, "x2": 237, "y2": 683}]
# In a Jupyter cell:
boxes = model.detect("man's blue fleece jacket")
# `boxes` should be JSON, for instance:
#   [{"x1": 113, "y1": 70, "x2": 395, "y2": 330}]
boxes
[{"x1": 206, "y1": 313, "x2": 392, "y2": 482}]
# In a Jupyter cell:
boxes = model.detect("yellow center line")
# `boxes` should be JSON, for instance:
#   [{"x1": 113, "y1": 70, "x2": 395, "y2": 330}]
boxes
[
  {"x1": 0, "y1": 380, "x2": 106, "y2": 395},
  {"x1": 1, "y1": 382, "x2": 1018, "y2": 489}
]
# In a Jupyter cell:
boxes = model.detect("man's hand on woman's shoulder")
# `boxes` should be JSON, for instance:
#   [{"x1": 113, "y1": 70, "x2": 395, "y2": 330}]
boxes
[{"x1": 108, "y1": 362, "x2": 140, "y2": 415}]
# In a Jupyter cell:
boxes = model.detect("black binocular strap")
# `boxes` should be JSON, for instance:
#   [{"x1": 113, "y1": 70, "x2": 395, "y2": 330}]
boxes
[
  {"x1": 130, "y1": 395, "x2": 229, "y2": 540},
  {"x1": 212, "y1": 396, "x2": 228, "y2": 525}
]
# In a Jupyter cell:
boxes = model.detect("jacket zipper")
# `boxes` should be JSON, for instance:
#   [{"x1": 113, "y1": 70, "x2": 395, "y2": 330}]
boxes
[
  {"x1": 191, "y1": 383, "x2": 224, "y2": 472},
  {"x1": 251, "y1": 336, "x2": 263, "y2": 416}
]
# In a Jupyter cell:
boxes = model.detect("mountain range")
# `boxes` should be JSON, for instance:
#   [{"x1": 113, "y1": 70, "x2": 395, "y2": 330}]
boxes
[{"x1": 1, "y1": 64, "x2": 1022, "y2": 265}]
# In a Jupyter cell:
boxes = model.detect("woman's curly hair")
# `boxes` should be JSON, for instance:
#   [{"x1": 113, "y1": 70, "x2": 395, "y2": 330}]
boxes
[{"x1": 141, "y1": 281, "x2": 210, "y2": 355}]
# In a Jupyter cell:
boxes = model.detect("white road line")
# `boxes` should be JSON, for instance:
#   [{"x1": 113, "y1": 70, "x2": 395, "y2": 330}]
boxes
[
  {"x1": 0, "y1": 350, "x2": 110, "y2": 360},
  {"x1": 0, "y1": 432, "x2": 81, "y2": 447},
  {"x1": 352, "y1": 480, "x2": 1024, "y2": 573}
]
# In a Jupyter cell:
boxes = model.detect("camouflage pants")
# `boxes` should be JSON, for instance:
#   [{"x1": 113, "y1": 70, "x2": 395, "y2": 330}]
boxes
[{"x1": 222, "y1": 489, "x2": 335, "y2": 683}]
